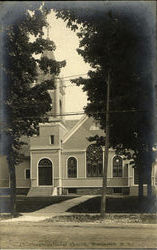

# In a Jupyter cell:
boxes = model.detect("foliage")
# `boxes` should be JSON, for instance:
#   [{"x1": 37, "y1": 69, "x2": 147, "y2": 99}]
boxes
[
  {"x1": 54, "y1": 4, "x2": 155, "y2": 173},
  {"x1": 1, "y1": 2, "x2": 66, "y2": 213},
  {"x1": 2, "y1": 2, "x2": 66, "y2": 164}
]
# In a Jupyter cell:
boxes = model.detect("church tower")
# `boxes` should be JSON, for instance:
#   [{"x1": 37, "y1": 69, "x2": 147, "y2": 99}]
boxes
[
  {"x1": 48, "y1": 78, "x2": 65, "y2": 122},
  {"x1": 29, "y1": 28, "x2": 67, "y2": 196}
]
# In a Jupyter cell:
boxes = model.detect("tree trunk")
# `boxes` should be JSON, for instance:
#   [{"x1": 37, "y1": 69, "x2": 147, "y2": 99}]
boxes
[
  {"x1": 138, "y1": 167, "x2": 144, "y2": 200},
  {"x1": 101, "y1": 73, "x2": 110, "y2": 218},
  {"x1": 147, "y1": 166, "x2": 152, "y2": 198},
  {"x1": 101, "y1": 143, "x2": 109, "y2": 217},
  {"x1": 8, "y1": 157, "x2": 16, "y2": 216}
]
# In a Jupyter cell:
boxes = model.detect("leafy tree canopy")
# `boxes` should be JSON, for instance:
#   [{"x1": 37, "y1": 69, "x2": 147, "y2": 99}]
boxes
[
  {"x1": 1, "y1": 2, "x2": 66, "y2": 164},
  {"x1": 51, "y1": 2, "x2": 156, "y2": 171}
]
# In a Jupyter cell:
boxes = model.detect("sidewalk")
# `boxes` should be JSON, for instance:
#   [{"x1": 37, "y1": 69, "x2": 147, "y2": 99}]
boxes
[{"x1": 2, "y1": 195, "x2": 96, "y2": 222}]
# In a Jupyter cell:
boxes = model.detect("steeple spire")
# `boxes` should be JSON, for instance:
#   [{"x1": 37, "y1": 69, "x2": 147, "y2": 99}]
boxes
[{"x1": 40, "y1": 24, "x2": 55, "y2": 61}]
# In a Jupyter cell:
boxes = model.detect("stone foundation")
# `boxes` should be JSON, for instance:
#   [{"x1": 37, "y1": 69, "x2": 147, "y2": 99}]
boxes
[{"x1": 62, "y1": 187, "x2": 130, "y2": 195}]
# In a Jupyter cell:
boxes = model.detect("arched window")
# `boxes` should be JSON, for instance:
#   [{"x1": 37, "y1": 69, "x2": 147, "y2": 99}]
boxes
[
  {"x1": 113, "y1": 156, "x2": 122, "y2": 177},
  {"x1": 67, "y1": 157, "x2": 77, "y2": 178},
  {"x1": 86, "y1": 144, "x2": 103, "y2": 177},
  {"x1": 38, "y1": 158, "x2": 52, "y2": 185}
]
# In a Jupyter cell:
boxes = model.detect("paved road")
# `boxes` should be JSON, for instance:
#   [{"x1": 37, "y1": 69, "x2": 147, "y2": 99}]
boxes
[{"x1": 1, "y1": 220, "x2": 157, "y2": 248}]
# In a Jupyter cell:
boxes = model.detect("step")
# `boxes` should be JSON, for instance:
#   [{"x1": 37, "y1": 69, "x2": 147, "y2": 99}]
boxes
[{"x1": 27, "y1": 187, "x2": 57, "y2": 197}]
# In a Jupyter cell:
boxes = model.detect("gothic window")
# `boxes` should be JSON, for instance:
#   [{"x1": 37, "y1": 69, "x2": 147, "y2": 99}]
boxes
[
  {"x1": 113, "y1": 156, "x2": 123, "y2": 177},
  {"x1": 86, "y1": 144, "x2": 103, "y2": 177},
  {"x1": 67, "y1": 157, "x2": 77, "y2": 178}
]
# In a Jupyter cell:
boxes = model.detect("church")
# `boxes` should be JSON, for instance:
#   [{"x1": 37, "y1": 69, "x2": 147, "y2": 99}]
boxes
[{"x1": 1, "y1": 46, "x2": 157, "y2": 197}]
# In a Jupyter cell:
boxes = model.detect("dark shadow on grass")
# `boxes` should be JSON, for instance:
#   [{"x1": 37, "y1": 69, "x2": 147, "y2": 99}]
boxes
[
  {"x1": 16, "y1": 196, "x2": 77, "y2": 213},
  {"x1": 67, "y1": 196, "x2": 157, "y2": 214},
  {"x1": 0, "y1": 196, "x2": 78, "y2": 213}
]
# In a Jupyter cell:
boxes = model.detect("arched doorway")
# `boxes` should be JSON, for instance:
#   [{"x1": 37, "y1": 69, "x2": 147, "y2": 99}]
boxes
[{"x1": 38, "y1": 158, "x2": 53, "y2": 186}]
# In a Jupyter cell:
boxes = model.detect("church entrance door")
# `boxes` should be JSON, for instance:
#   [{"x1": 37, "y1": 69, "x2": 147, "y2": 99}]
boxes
[{"x1": 38, "y1": 158, "x2": 53, "y2": 186}]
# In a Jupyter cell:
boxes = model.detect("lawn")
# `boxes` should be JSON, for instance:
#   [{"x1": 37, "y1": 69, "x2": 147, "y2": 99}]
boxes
[
  {"x1": 0, "y1": 196, "x2": 76, "y2": 213},
  {"x1": 67, "y1": 196, "x2": 157, "y2": 213}
]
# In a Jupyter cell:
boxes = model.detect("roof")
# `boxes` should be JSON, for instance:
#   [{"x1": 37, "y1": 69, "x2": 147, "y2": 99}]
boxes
[
  {"x1": 63, "y1": 115, "x2": 88, "y2": 143},
  {"x1": 64, "y1": 119, "x2": 79, "y2": 131}
]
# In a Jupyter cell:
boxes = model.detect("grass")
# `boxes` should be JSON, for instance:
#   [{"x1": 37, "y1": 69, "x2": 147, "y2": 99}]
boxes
[
  {"x1": 67, "y1": 196, "x2": 157, "y2": 213},
  {"x1": 1, "y1": 195, "x2": 156, "y2": 216},
  {"x1": 0, "y1": 196, "x2": 76, "y2": 213}
]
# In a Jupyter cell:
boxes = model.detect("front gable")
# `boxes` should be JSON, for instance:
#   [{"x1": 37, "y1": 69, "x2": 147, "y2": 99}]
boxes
[{"x1": 63, "y1": 116, "x2": 105, "y2": 150}]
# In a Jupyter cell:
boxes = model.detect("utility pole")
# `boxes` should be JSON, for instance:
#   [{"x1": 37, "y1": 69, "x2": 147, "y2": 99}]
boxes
[{"x1": 101, "y1": 72, "x2": 110, "y2": 217}]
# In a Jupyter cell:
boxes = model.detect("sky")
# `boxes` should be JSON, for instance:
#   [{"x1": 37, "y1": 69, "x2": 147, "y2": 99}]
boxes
[{"x1": 45, "y1": 10, "x2": 91, "y2": 119}]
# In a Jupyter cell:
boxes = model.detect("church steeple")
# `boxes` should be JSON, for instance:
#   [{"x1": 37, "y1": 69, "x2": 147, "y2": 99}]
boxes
[
  {"x1": 36, "y1": 25, "x2": 65, "y2": 123},
  {"x1": 41, "y1": 25, "x2": 55, "y2": 60},
  {"x1": 48, "y1": 78, "x2": 65, "y2": 123}
]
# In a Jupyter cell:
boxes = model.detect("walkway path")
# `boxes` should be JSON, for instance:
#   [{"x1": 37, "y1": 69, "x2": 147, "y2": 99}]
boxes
[{"x1": 2, "y1": 195, "x2": 96, "y2": 222}]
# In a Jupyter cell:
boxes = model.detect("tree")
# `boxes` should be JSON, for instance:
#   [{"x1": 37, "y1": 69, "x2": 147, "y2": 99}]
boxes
[
  {"x1": 1, "y1": 2, "x2": 65, "y2": 215},
  {"x1": 53, "y1": 3, "x2": 155, "y2": 213}
]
